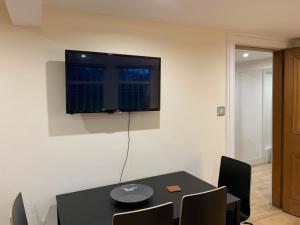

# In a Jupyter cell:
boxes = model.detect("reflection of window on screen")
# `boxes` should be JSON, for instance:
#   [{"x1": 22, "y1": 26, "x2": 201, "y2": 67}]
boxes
[
  {"x1": 118, "y1": 67, "x2": 151, "y2": 110},
  {"x1": 67, "y1": 66, "x2": 104, "y2": 112}
]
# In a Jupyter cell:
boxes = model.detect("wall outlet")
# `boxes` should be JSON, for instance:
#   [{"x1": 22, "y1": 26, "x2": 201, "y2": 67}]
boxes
[{"x1": 217, "y1": 106, "x2": 225, "y2": 116}]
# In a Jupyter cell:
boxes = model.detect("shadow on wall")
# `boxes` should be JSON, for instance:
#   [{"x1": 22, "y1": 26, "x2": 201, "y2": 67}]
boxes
[{"x1": 45, "y1": 61, "x2": 160, "y2": 136}]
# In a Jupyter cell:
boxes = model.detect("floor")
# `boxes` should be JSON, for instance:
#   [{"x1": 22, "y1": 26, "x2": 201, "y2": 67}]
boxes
[{"x1": 247, "y1": 163, "x2": 300, "y2": 224}]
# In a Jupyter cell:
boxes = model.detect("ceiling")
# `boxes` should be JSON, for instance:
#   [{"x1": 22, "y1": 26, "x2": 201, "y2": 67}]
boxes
[
  {"x1": 4, "y1": 0, "x2": 42, "y2": 25},
  {"x1": 43, "y1": 0, "x2": 300, "y2": 39},
  {"x1": 3, "y1": 0, "x2": 300, "y2": 39},
  {"x1": 235, "y1": 49, "x2": 272, "y2": 63}
]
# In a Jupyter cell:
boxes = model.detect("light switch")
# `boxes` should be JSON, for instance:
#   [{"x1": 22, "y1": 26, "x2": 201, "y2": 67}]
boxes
[{"x1": 217, "y1": 106, "x2": 225, "y2": 116}]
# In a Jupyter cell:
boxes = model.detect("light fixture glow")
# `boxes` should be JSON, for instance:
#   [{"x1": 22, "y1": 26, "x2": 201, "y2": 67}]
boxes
[
  {"x1": 243, "y1": 53, "x2": 249, "y2": 58},
  {"x1": 81, "y1": 54, "x2": 86, "y2": 58}
]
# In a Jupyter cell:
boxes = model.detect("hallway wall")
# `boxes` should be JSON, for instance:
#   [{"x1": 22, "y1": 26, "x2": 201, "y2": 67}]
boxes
[{"x1": 235, "y1": 57, "x2": 272, "y2": 164}]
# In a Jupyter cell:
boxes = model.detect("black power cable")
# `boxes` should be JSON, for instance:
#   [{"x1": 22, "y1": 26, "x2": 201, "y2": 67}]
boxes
[{"x1": 119, "y1": 112, "x2": 131, "y2": 183}]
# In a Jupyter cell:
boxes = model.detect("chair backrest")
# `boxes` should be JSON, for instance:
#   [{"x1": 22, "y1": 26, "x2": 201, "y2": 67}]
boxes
[
  {"x1": 10, "y1": 193, "x2": 28, "y2": 225},
  {"x1": 179, "y1": 186, "x2": 227, "y2": 225},
  {"x1": 113, "y1": 202, "x2": 173, "y2": 225},
  {"x1": 218, "y1": 156, "x2": 251, "y2": 218}
]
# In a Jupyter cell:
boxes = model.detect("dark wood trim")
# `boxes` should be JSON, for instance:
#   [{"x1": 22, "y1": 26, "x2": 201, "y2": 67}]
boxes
[{"x1": 272, "y1": 50, "x2": 284, "y2": 208}]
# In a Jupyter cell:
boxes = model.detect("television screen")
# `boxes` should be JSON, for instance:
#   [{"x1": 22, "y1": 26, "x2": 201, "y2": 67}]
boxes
[{"x1": 65, "y1": 50, "x2": 161, "y2": 114}]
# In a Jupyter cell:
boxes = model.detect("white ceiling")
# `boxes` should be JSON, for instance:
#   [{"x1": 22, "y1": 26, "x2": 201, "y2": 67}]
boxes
[
  {"x1": 4, "y1": 0, "x2": 42, "y2": 25},
  {"x1": 43, "y1": 0, "x2": 300, "y2": 39},
  {"x1": 235, "y1": 49, "x2": 272, "y2": 63},
  {"x1": 3, "y1": 0, "x2": 300, "y2": 39}
]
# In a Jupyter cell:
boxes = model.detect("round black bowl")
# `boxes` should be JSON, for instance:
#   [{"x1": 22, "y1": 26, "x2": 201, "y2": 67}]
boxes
[{"x1": 110, "y1": 184, "x2": 154, "y2": 206}]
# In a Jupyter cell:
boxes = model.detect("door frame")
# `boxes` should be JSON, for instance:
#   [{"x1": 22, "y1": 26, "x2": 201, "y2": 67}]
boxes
[{"x1": 225, "y1": 32, "x2": 288, "y2": 207}]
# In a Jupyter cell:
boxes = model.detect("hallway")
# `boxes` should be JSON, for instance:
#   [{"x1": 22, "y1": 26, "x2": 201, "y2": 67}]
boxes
[{"x1": 249, "y1": 164, "x2": 300, "y2": 224}]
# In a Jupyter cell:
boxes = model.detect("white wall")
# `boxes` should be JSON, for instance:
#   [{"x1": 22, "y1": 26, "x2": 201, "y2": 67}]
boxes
[
  {"x1": 0, "y1": 4, "x2": 226, "y2": 225},
  {"x1": 262, "y1": 71, "x2": 273, "y2": 162},
  {"x1": 235, "y1": 70, "x2": 263, "y2": 162},
  {"x1": 235, "y1": 58, "x2": 272, "y2": 164}
]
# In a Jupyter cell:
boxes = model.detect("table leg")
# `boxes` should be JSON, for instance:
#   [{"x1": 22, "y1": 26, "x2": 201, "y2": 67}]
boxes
[{"x1": 234, "y1": 201, "x2": 241, "y2": 225}]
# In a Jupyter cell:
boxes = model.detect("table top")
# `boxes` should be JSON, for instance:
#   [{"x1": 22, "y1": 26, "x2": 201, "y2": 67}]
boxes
[{"x1": 57, "y1": 171, "x2": 240, "y2": 225}]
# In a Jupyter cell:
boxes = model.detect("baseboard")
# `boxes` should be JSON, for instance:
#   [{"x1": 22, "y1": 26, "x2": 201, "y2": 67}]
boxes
[{"x1": 244, "y1": 158, "x2": 270, "y2": 166}]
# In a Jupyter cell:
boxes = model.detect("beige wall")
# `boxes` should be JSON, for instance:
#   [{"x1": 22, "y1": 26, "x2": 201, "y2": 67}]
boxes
[{"x1": 0, "y1": 4, "x2": 226, "y2": 225}]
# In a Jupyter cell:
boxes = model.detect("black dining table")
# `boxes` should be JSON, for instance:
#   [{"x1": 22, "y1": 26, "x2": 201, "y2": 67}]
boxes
[{"x1": 56, "y1": 171, "x2": 241, "y2": 225}]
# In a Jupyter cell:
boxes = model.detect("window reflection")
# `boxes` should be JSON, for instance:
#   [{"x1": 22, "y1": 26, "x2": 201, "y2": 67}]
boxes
[
  {"x1": 118, "y1": 67, "x2": 151, "y2": 110},
  {"x1": 67, "y1": 66, "x2": 104, "y2": 112}
]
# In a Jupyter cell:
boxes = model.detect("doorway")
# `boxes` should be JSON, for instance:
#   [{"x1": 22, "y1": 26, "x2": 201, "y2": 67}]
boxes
[
  {"x1": 226, "y1": 35, "x2": 300, "y2": 221},
  {"x1": 234, "y1": 47, "x2": 279, "y2": 221},
  {"x1": 234, "y1": 48, "x2": 273, "y2": 165}
]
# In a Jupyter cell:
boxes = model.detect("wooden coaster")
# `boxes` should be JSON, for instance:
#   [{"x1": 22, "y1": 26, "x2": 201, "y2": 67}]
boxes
[{"x1": 166, "y1": 185, "x2": 182, "y2": 192}]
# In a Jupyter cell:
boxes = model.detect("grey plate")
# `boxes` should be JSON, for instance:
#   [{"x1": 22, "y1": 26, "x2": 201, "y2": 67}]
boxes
[{"x1": 110, "y1": 184, "x2": 154, "y2": 204}]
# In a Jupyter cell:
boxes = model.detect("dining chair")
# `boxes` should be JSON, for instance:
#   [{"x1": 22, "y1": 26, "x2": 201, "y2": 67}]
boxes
[
  {"x1": 179, "y1": 186, "x2": 227, "y2": 225},
  {"x1": 113, "y1": 202, "x2": 174, "y2": 225},
  {"x1": 10, "y1": 193, "x2": 28, "y2": 225},
  {"x1": 218, "y1": 156, "x2": 253, "y2": 225}
]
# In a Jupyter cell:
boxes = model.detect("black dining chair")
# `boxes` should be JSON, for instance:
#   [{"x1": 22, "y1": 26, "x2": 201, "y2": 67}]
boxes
[
  {"x1": 179, "y1": 186, "x2": 227, "y2": 225},
  {"x1": 10, "y1": 193, "x2": 28, "y2": 225},
  {"x1": 113, "y1": 202, "x2": 174, "y2": 225},
  {"x1": 218, "y1": 156, "x2": 252, "y2": 225}
]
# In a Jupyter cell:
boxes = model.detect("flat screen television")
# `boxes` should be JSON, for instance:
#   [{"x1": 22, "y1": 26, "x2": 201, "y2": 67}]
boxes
[{"x1": 65, "y1": 50, "x2": 161, "y2": 114}]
